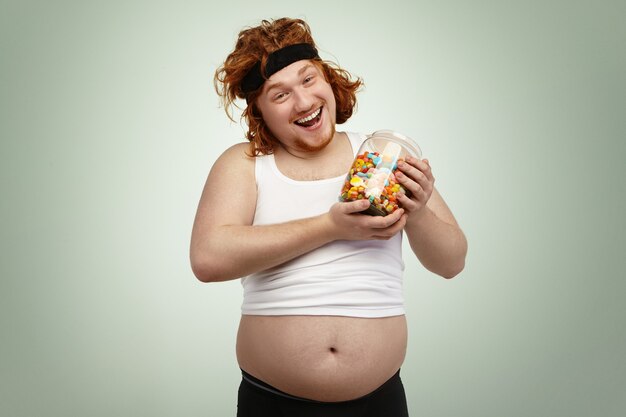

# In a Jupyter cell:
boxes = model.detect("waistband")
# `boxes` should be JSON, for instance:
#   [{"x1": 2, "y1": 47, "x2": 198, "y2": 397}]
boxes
[{"x1": 240, "y1": 368, "x2": 402, "y2": 404}]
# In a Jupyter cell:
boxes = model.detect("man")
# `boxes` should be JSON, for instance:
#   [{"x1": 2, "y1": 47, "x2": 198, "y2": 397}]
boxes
[{"x1": 190, "y1": 17, "x2": 467, "y2": 417}]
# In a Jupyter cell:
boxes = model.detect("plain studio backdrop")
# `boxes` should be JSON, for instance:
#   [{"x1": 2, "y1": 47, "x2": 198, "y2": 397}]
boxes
[{"x1": 1, "y1": 1, "x2": 624, "y2": 416}]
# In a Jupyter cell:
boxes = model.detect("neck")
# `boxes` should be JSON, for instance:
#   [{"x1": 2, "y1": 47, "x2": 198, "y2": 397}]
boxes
[
  {"x1": 279, "y1": 130, "x2": 343, "y2": 160},
  {"x1": 272, "y1": 131, "x2": 353, "y2": 181}
]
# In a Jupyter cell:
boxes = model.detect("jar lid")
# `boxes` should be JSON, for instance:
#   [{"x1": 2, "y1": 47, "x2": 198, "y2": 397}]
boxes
[{"x1": 369, "y1": 130, "x2": 422, "y2": 159}]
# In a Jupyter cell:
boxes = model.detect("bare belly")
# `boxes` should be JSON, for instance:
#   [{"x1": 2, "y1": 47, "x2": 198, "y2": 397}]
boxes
[{"x1": 236, "y1": 314, "x2": 407, "y2": 402}]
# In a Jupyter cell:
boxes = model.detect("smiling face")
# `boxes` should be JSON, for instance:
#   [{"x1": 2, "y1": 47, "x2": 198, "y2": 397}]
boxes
[{"x1": 255, "y1": 60, "x2": 337, "y2": 157}]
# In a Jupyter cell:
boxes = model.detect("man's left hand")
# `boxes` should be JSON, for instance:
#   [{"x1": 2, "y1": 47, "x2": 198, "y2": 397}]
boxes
[{"x1": 394, "y1": 156, "x2": 435, "y2": 218}]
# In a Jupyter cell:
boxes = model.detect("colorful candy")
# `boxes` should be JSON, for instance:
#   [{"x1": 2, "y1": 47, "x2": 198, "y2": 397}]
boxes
[{"x1": 339, "y1": 151, "x2": 407, "y2": 216}]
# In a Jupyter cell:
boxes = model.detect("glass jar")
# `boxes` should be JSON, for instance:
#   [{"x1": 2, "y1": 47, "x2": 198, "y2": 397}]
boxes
[{"x1": 339, "y1": 130, "x2": 422, "y2": 216}]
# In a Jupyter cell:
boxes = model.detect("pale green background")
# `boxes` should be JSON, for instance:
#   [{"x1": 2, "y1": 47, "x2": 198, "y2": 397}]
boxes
[{"x1": 1, "y1": 0, "x2": 624, "y2": 416}]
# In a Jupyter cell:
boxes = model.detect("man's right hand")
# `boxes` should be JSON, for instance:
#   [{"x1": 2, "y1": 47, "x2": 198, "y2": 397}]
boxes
[{"x1": 326, "y1": 200, "x2": 407, "y2": 241}]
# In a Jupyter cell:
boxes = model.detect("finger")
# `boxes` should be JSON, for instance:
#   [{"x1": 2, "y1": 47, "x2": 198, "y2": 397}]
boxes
[
  {"x1": 397, "y1": 192, "x2": 420, "y2": 212},
  {"x1": 370, "y1": 208, "x2": 405, "y2": 229},
  {"x1": 395, "y1": 170, "x2": 423, "y2": 196},
  {"x1": 408, "y1": 169, "x2": 430, "y2": 186},
  {"x1": 416, "y1": 159, "x2": 434, "y2": 183},
  {"x1": 402, "y1": 159, "x2": 431, "y2": 182},
  {"x1": 396, "y1": 162, "x2": 433, "y2": 199},
  {"x1": 403, "y1": 157, "x2": 433, "y2": 182},
  {"x1": 340, "y1": 199, "x2": 371, "y2": 214},
  {"x1": 403, "y1": 156, "x2": 420, "y2": 166},
  {"x1": 373, "y1": 213, "x2": 407, "y2": 238}
]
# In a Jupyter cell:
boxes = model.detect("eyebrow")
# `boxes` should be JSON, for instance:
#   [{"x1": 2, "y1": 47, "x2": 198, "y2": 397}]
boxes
[{"x1": 264, "y1": 64, "x2": 316, "y2": 94}]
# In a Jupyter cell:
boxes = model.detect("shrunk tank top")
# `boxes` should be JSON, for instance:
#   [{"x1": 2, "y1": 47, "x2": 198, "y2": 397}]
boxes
[{"x1": 241, "y1": 132, "x2": 405, "y2": 317}]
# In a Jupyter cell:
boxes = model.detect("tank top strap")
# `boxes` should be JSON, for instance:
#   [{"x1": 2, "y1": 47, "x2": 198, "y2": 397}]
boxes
[
  {"x1": 346, "y1": 131, "x2": 368, "y2": 156},
  {"x1": 254, "y1": 152, "x2": 274, "y2": 185}
]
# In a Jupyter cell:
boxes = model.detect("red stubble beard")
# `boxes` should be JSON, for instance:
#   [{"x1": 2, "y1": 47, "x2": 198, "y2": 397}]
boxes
[{"x1": 292, "y1": 124, "x2": 336, "y2": 152}]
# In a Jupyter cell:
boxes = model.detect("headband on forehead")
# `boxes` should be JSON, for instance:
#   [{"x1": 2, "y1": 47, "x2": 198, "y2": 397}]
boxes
[{"x1": 241, "y1": 43, "x2": 319, "y2": 94}]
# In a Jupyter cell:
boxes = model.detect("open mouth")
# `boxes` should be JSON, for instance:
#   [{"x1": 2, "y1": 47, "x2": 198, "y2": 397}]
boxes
[{"x1": 294, "y1": 107, "x2": 323, "y2": 128}]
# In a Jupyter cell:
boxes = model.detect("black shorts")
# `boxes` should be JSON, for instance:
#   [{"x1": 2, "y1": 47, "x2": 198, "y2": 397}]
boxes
[{"x1": 237, "y1": 369, "x2": 409, "y2": 417}]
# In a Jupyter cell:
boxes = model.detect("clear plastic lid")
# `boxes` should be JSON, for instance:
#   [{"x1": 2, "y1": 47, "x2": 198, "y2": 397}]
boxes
[{"x1": 366, "y1": 130, "x2": 422, "y2": 160}]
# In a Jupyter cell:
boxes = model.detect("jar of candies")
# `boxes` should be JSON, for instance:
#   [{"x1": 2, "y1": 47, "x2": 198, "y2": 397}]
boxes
[{"x1": 339, "y1": 130, "x2": 422, "y2": 216}]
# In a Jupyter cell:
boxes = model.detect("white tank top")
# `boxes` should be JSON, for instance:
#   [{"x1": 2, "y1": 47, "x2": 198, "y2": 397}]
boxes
[{"x1": 241, "y1": 132, "x2": 405, "y2": 317}]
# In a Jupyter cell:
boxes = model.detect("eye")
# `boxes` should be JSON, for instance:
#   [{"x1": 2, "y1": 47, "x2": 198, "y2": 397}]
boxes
[
  {"x1": 303, "y1": 74, "x2": 316, "y2": 84},
  {"x1": 273, "y1": 92, "x2": 288, "y2": 101}
]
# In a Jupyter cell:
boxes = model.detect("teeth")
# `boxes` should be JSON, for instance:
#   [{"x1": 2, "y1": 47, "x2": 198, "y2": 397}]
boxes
[{"x1": 296, "y1": 108, "x2": 321, "y2": 124}]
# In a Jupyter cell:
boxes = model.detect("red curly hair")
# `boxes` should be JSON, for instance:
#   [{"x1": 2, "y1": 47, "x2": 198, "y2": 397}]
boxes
[{"x1": 214, "y1": 18, "x2": 363, "y2": 156}]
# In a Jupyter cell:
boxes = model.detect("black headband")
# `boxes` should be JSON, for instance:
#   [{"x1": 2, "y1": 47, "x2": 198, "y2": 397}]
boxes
[{"x1": 241, "y1": 43, "x2": 319, "y2": 94}]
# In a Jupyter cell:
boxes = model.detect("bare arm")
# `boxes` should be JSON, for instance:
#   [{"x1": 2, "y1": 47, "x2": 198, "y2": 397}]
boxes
[
  {"x1": 395, "y1": 157, "x2": 468, "y2": 278},
  {"x1": 190, "y1": 144, "x2": 408, "y2": 282}
]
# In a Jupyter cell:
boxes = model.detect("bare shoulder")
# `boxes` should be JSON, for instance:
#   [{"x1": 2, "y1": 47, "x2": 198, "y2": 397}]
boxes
[
  {"x1": 211, "y1": 142, "x2": 255, "y2": 174},
  {"x1": 205, "y1": 142, "x2": 256, "y2": 201},
  {"x1": 195, "y1": 142, "x2": 257, "y2": 226}
]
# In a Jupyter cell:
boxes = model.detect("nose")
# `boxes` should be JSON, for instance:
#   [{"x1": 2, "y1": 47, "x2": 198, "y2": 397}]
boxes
[{"x1": 292, "y1": 88, "x2": 314, "y2": 113}]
